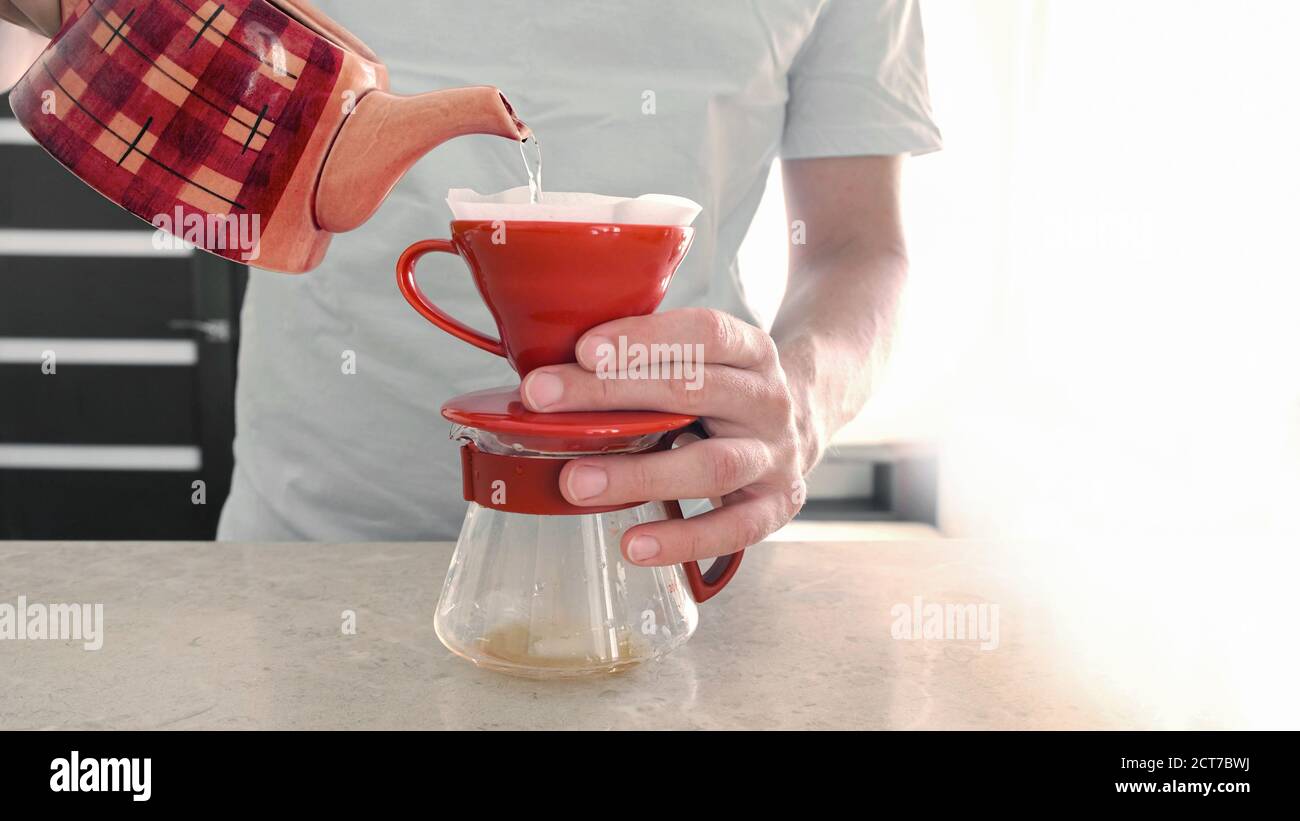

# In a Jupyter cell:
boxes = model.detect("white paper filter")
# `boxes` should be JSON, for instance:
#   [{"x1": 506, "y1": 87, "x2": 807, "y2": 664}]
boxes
[{"x1": 447, "y1": 186, "x2": 702, "y2": 226}]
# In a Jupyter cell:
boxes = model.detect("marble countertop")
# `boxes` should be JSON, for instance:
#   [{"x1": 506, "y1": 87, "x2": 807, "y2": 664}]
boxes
[{"x1": 0, "y1": 540, "x2": 1147, "y2": 730}]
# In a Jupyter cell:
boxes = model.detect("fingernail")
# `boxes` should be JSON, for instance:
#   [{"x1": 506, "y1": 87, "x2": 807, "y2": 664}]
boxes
[
  {"x1": 523, "y1": 371, "x2": 564, "y2": 409},
  {"x1": 567, "y1": 465, "x2": 608, "y2": 500},
  {"x1": 627, "y1": 535, "x2": 661, "y2": 562},
  {"x1": 579, "y1": 335, "x2": 615, "y2": 369}
]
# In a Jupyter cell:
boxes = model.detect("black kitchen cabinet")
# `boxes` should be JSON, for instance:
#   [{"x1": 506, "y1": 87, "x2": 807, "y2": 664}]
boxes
[{"x1": 1, "y1": 90, "x2": 246, "y2": 539}]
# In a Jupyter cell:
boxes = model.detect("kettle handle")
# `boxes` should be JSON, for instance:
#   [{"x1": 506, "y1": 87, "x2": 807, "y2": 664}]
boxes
[
  {"x1": 661, "y1": 425, "x2": 745, "y2": 603},
  {"x1": 396, "y1": 238, "x2": 507, "y2": 358}
]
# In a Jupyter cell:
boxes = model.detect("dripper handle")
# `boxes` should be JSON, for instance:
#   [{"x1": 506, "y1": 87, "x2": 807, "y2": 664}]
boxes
[
  {"x1": 397, "y1": 238, "x2": 507, "y2": 358},
  {"x1": 663, "y1": 425, "x2": 745, "y2": 604}
]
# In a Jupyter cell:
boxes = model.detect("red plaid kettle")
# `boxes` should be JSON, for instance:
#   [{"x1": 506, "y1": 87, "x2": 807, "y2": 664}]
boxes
[{"x1": 7, "y1": 0, "x2": 531, "y2": 272}]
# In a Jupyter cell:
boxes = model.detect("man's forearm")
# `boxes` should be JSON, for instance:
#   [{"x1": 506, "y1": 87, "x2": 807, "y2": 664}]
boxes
[{"x1": 770, "y1": 245, "x2": 909, "y2": 476}]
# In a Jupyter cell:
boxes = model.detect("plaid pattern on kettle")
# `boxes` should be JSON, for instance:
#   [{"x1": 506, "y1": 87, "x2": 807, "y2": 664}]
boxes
[{"x1": 9, "y1": 0, "x2": 343, "y2": 261}]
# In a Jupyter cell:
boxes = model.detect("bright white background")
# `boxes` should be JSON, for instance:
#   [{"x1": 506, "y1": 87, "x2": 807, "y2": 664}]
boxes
[{"x1": 740, "y1": 0, "x2": 1300, "y2": 728}]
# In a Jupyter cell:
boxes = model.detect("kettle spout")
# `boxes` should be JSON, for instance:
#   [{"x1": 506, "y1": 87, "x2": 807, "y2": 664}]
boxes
[{"x1": 316, "y1": 86, "x2": 530, "y2": 233}]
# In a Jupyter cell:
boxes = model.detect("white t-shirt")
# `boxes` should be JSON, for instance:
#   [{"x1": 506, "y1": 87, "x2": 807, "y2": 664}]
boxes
[{"x1": 216, "y1": 0, "x2": 941, "y2": 540}]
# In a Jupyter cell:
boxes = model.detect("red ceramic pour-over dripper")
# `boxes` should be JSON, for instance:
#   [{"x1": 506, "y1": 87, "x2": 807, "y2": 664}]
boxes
[
  {"x1": 397, "y1": 220, "x2": 693, "y2": 377},
  {"x1": 396, "y1": 220, "x2": 744, "y2": 602}
]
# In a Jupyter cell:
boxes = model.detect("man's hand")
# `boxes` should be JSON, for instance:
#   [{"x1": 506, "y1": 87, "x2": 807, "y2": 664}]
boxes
[
  {"x1": 520, "y1": 308, "x2": 808, "y2": 567},
  {"x1": 522, "y1": 154, "x2": 908, "y2": 570},
  {"x1": 1, "y1": 2, "x2": 58, "y2": 92},
  {"x1": 0, "y1": 1, "x2": 61, "y2": 36}
]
